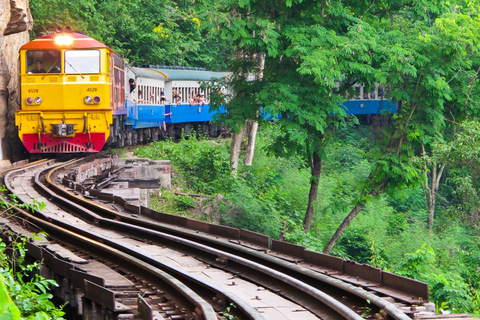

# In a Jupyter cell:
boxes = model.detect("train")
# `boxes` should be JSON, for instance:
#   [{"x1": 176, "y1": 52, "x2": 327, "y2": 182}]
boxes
[{"x1": 15, "y1": 28, "x2": 396, "y2": 154}]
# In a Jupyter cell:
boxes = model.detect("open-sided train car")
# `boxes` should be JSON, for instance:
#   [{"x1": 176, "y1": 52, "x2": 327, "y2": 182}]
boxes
[
  {"x1": 342, "y1": 85, "x2": 396, "y2": 115},
  {"x1": 123, "y1": 66, "x2": 228, "y2": 143},
  {"x1": 16, "y1": 28, "x2": 125, "y2": 153}
]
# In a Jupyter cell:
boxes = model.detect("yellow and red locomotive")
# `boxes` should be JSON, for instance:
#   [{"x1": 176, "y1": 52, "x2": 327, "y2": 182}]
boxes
[{"x1": 16, "y1": 27, "x2": 125, "y2": 153}]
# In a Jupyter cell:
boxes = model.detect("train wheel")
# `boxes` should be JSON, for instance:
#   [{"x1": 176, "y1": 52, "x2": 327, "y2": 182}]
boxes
[
  {"x1": 167, "y1": 124, "x2": 174, "y2": 138},
  {"x1": 175, "y1": 125, "x2": 182, "y2": 139},
  {"x1": 145, "y1": 128, "x2": 152, "y2": 142},
  {"x1": 125, "y1": 127, "x2": 132, "y2": 146},
  {"x1": 118, "y1": 118, "x2": 125, "y2": 148},
  {"x1": 209, "y1": 125, "x2": 219, "y2": 137},
  {"x1": 159, "y1": 127, "x2": 167, "y2": 140},
  {"x1": 133, "y1": 130, "x2": 138, "y2": 145},
  {"x1": 201, "y1": 123, "x2": 209, "y2": 136}
]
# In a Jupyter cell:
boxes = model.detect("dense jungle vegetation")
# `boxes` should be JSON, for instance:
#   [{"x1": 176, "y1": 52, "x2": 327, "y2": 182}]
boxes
[
  {"x1": 14, "y1": 0, "x2": 480, "y2": 317},
  {"x1": 134, "y1": 123, "x2": 480, "y2": 315}
]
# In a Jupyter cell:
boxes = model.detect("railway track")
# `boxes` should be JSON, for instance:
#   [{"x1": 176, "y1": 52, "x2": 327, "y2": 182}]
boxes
[{"x1": 0, "y1": 156, "x2": 472, "y2": 320}]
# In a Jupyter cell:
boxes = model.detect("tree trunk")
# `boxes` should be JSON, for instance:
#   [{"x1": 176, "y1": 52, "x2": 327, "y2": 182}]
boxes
[
  {"x1": 230, "y1": 127, "x2": 245, "y2": 176},
  {"x1": 243, "y1": 53, "x2": 264, "y2": 166},
  {"x1": 427, "y1": 195, "x2": 436, "y2": 232},
  {"x1": 304, "y1": 150, "x2": 322, "y2": 233},
  {"x1": 426, "y1": 162, "x2": 445, "y2": 232},
  {"x1": 422, "y1": 145, "x2": 445, "y2": 233},
  {"x1": 323, "y1": 185, "x2": 384, "y2": 254},
  {"x1": 323, "y1": 201, "x2": 366, "y2": 253},
  {"x1": 244, "y1": 120, "x2": 258, "y2": 166}
]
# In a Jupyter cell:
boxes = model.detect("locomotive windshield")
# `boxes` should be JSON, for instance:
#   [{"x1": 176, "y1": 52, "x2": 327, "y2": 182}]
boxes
[
  {"x1": 26, "y1": 50, "x2": 61, "y2": 74},
  {"x1": 65, "y1": 50, "x2": 100, "y2": 74}
]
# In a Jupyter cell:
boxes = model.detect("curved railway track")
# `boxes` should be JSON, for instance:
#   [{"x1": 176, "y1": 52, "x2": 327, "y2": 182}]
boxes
[{"x1": 0, "y1": 156, "x2": 439, "y2": 320}]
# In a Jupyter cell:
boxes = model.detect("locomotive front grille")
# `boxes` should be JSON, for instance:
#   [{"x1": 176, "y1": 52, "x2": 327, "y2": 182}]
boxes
[{"x1": 38, "y1": 142, "x2": 88, "y2": 153}]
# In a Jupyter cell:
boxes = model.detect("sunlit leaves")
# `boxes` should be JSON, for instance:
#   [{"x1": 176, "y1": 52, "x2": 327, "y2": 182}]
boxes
[{"x1": 0, "y1": 232, "x2": 64, "y2": 319}]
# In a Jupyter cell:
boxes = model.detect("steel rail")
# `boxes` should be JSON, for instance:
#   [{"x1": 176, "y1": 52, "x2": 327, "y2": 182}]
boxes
[
  {"x1": 45, "y1": 160, "x2": 412, "y2": 320},
  {"x1": 3, "y1": 200, "x2": 217, "y2": 320},
  {"x1": 3, "y1": 162, "x2": 217, "y2": 320},
  {"x1": 5, "y1": 161, "x2": 264, "y2": 320},
  {"x1": 42, "y1": 162, "x2": 380, "y2": 320}
]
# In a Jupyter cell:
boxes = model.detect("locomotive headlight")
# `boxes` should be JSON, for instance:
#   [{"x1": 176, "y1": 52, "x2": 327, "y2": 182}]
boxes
[
  {"x1": 93, "y1": 96, "x2": 101, "y2": 104},
  {"x1": 26, "y1": 97, "x2": 34, "y2": 105},
  {"x1": 84, "y1": 96, "x2": 93, "y2": 104},
  {"x1": 54, "y1": 35, "x2": 74, "y2": 46},
  {"x1": 34, "y1": 97, "x2": 42, "y2": 105}
]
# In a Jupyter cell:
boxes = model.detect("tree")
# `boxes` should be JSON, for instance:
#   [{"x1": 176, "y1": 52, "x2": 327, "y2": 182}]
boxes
[
  {"x1": 434, "y1": 121, "x2": 480, "y2": 227},
  {"x1": 30, "y1": 0, "x2": 233, "y2": 69},
  {"x1": 324, "y1": 1, "x2": 480, "y2": 253},
  {"x1": 201, "y1": 0, "x2": 387, "y2": 233},
  {"x1": 420, "y1": 144, "x2": 446, "y2": 232}
]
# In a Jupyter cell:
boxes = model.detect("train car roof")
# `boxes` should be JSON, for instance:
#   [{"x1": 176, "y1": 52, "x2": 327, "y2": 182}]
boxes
[
  {"x1": 132, "y1": 67, "x2": 227, "y2": 81},
  {"x1": 132, "y1": 67, "x2": 167, "y2": 81},
  {"x1": 20, "y1": 32, "x2": 111, "y2": 51}
]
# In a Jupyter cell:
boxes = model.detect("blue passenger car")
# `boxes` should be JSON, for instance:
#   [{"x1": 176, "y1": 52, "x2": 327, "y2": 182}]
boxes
[
  {"x1": 342, "y1": 99, "x2": 397, "y2": 115},
  {"x1": 126, "y1": 67, "x2": 166, "y2": 130}
]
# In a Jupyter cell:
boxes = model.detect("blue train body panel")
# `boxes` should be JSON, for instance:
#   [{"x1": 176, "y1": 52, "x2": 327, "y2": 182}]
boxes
[
  {"x1": 126, "y1": 100, "x2": 165, "y2": 129},
  {"x1": 165, "y1": 103, "x2": 225, "y2": 124},
  {"x1": 125, "y1": 99, "x2": 135, "y2": 125},
  {"x1": 262, "y1": 99, "x2": 396, "y2": 120},
  {"x1": 341, "y1": 99, "x2": 397, "y2": 115}
]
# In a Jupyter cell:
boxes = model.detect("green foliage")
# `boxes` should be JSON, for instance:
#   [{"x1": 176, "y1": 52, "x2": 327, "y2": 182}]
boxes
[
  {"x1": 0, "y1": 274, "x2": 21, "y2": 320},
  {"x1": 0, "y1": 232, "x2": 64, "y2": 319},
  {"x1": 394, "y1": 243, "x2": 474, "y2": 312},
  {"x1": 218, "y1": 303, "x2": 239, "y2": 320},
  {"x1": 174, "y1": 195, "x2": 197, "y2": 210},
  {"x1": 219, "y1": 179, "x2": 282, "y2": 238},
  {"x1": 138, "y1": 121, "x2": 480, "y2": 313},
  {"x1": 135, "y1": 135, "x2": 234, "y2": 195},
  {"x1": 338, "y1": 229, "x2": 373, "y2": 264},
  {"x1": 30, "y1": 0, "x2": 233, "y2": 69}
]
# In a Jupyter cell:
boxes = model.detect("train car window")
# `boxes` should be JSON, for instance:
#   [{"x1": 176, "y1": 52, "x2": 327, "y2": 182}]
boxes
[
  {"x1": 65, "y1": 50, "x2": 100, "y2": 74},
  {"x1": 139, "y1": 85, "x2": 145, "y2": 104},
  {"x1": 26, "y1": 50, "x2": 61, "y2": 74}
]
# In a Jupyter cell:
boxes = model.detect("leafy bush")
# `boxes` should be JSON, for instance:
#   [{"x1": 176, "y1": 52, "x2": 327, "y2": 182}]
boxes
[
  {"x1": 135, "y1": 136, "x2": 234, "y2": 194},
  {"x1": 174, "y1": 195, "x2": 197, "y2": 210},
  {"x1": 394, "y1": 243, "x2": 474, "y2": 313},
  {"x1": 337, "y1": 229, "x2": 373, "y2": 264},
  {"x1": 0, "y1": 232, "x2": 64, "y2": 319}
]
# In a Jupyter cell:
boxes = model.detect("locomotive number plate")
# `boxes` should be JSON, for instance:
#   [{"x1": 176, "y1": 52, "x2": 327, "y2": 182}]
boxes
[
  {"x1": 87, "y1": 88, "x2": 98, "y2": 92},
  {"x1": 28, "y1": 89, "x2": 38, "y2": 93}
]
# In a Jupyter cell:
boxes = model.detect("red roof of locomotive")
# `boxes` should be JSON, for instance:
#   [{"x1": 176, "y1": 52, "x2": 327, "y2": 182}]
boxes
[{"x1": 20, "y1": 32, "x2": 110, "y2": 50}]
